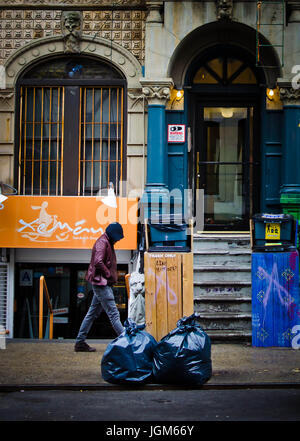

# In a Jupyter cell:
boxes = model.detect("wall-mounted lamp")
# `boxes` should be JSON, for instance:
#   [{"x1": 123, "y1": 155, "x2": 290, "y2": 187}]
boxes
[
  {"x1": 176, "y1": 90, "x2": 183, "y2": 99},
  {"x1": 168, "y1": 89, "x2": 184, "y2": 110},
  {"x1": 266, "y1": 88, "x2": 275, "y2": 100},
  {"x1": 221, "y1": 108, "x2": 234, "y2": 118}
]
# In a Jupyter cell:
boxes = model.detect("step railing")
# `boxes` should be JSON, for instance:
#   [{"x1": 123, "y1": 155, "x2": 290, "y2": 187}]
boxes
[{"x1": 39, "y1": 275, "x2": 53, "y2": 339}]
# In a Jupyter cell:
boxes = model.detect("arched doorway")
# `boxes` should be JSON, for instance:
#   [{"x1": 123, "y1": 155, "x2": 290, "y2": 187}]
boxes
[
  {"x1": 167, "y1": 21, "x2": 282, "y2": 231},
  {"x1": 186, "y1": 45, "x2": 263, "y2": 230}
]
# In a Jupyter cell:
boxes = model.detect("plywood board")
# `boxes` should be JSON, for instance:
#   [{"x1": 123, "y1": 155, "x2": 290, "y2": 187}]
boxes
[
  {"x1": 144, "y1": 252, "x2": 157, "y2": 339},
  {"x1": 182, "y1": 252, "x2": 194, "y2": 317},
  {"x1": 144, "y1": 252, "x2": 194, "y2": 341}
]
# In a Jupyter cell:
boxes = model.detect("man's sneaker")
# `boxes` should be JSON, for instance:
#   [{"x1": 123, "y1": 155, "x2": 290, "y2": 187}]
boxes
[{"x1": 74, "y1": 341, "x2": 96, "y2": 352}]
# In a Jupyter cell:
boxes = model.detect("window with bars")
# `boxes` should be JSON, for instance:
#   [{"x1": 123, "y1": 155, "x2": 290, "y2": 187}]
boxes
[
  {"x1": 18, "y1": 86, "x2": 64, "y2": 195},
  {"x1": 79, "y1": 86, "x2": 124, "y2": 196},
  {"x1": 16, "y1": 57, "x2": 126, "y2": 197}
]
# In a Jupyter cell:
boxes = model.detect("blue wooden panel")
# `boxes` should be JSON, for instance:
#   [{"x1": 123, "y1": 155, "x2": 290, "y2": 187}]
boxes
[
  {"x1": 265, "y1": 153, "x2": 282, "y2": 204},
  {"x1": 260, "y1": 107, "x2": 283, "y2": 213},
  {"x1": 166, "y1": 110, "x2": 188, "y2": 192},
  {"x1": 252, "y1": 251, "x2": 300, "y2": 347}
]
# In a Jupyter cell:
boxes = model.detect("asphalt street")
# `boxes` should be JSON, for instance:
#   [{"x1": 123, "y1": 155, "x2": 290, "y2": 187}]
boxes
[{"x1": 1, "y1": 388, "x2": 300, "y2": 423}]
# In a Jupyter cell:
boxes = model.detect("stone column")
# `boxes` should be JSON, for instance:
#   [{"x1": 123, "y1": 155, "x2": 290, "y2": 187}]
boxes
[
  {"x1": 288, "y1": 2, "x2": 300, "y2": 23},
  {"x1": 278, "y1": 82, "x2": 300, "y2": 219},
  {"x1": 140, "y1": 78, "x2": 173, "y2": 219}
]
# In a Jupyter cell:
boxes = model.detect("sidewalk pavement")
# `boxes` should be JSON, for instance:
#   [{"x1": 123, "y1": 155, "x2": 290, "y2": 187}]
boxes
[{"x1": 1, "y1": 339, "x2": 300, "y2": 390}]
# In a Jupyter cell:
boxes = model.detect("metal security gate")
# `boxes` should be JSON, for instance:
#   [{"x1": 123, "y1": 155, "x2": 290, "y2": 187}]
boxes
[
  {"x1": 17, "y1": 85, "x2": 125, "y2": 197},
  {"x1": 0, "y1": 263, "x2": 8, "y2": 349}
]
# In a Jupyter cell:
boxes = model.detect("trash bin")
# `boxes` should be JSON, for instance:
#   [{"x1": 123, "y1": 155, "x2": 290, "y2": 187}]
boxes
[
  {"x1": 147, "y1": 213, "x2": 190, "y2": 251},
  {"x1": 251, "y1": 213, "x2": 297, "y2": 252},
  {"x1": 251, "y1": 215, "x2": 300, "y2": 347}
]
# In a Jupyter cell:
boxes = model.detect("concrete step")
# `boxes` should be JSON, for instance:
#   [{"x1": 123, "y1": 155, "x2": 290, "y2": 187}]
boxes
[
  {"x1": 196, "y1": 312, "x2": 252, "y2": 331},
  {"x1": 193, "y1": 250, "x2": 251, "y2": 266},
  {"x1": 193, "y1": 265, "x2": 251, "y2": 283},
  {"x1": 195, "y1": 295, "x2": 251, "y2": 314},
  {"x1": 194, "y1": 280, "x2": 251, "y2": 297},
  {"x1": 193, "y1": 234, "x2": 251, "y2": 252},
  {"x1": 205, "y1": 329, "x2": 252, "y2": 341}
]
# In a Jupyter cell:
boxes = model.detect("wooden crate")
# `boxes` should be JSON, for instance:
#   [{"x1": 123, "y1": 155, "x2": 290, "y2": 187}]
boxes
[{"x1": 144, "y1": 251, "x2": 194, "y2": 342}]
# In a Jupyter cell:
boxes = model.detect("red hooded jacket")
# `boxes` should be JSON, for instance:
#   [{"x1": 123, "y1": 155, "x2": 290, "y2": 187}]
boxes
[{"x1": 86, "y1": 233, "x2": 118, "y2": 286}]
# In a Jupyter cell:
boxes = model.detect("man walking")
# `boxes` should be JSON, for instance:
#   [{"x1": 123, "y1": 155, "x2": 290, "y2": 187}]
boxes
[{"x1": 74, "y1": 222, "x2": 125, "y2": 352}]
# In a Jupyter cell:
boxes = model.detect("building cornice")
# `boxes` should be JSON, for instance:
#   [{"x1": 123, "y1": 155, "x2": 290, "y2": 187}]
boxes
[{"x1": 0, "y1": 0, "x2": 146, "y2": 8}]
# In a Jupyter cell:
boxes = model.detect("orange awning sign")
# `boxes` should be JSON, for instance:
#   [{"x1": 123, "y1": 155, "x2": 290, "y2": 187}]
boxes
[{"x1": 0, "y1": 196, "x2": 138, "y2": 249}]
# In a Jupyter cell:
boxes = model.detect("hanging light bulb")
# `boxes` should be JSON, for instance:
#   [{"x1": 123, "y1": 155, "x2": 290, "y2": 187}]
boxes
[
  {"x1": 267, "y1": 88, "x2": 275, "y2": 100},
  {"x1": 221, "y1": 108, "x2": 234, "y2": 118},
  {"x1": 176, "y1": 90, "x2": 183, "y2": 99}
]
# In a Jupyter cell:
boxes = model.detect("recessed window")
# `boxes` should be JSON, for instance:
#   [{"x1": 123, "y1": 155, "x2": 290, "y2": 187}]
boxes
[{"x1": 17, "y1": 57, "x2": 126, "y2": 196}]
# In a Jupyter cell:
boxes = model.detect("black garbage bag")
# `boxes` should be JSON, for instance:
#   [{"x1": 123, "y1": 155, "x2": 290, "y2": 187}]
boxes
[
  {"x1": 101, "y1": 318, "x2": 157, "y2": 385},
  {"x1": 152, "y1": 314, "x2": 212, "y2": 385}
]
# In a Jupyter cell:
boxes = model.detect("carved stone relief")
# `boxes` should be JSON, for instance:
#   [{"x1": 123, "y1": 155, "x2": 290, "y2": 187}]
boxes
[
  {"x1": 215, "y1": 0, "x2": 233, "y2": 21},
  {"x1": 279, "y1": 84, "x2": 300, "y2": 106},
  {"x1": 140, "y1": 79, "x2": 173, "y2": 106},
  {"x1": 61, "y1": 11, "x2": 82, "y2": 53}
]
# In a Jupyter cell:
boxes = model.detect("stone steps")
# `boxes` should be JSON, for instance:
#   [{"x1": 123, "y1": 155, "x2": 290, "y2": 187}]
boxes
[
  {"x1": 193, "y1": 250, "x2": 251, "y2": 266},
  {"x1": 195, "y1": 295, "x2": 252, "y2": 314},
  {"x1": 204, "y1": 329, "x2": 252, "y2": 341},
  {"x1": 194, "y1": 280, "x2": 251, "y2": 297},
  {"x1": 193, "y1": 233, "x2": 252, "y2": 342},
  {"x1": 196, "y1": 311, "x2": 252, "y2": 331},
  {"x1": 194, "y1": 265, "x2": 251, "y2": 283}
]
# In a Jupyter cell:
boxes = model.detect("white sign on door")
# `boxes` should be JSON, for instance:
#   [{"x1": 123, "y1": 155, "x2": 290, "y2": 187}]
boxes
[{"x1": 168, "y1": 124, "x2": 186, "y2": 143}]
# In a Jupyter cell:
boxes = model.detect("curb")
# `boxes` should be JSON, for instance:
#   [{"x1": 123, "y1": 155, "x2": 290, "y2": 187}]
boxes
[{"x1": 1, "y1": 382, "x2": 300, "y2": 392}]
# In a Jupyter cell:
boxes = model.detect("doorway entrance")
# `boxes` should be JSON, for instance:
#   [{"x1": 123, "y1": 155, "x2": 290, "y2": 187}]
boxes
[
  {"x1": 196, "y1": 105, "x2": 256, "y2": 230},
  {"x1": 187, "y1": 47, "x2": 261, "y2": 231},
  {"x1": 14, "y1": 262, "x2": 128, "y2": 339}
]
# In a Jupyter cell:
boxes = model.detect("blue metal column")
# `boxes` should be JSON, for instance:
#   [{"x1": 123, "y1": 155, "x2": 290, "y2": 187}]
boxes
[
  {"x1": 140, "y1": 80, "x2": 173, "y2": 220},
  {"x1": 146, "y1": 104, "x2": 168, "y2": 188}
]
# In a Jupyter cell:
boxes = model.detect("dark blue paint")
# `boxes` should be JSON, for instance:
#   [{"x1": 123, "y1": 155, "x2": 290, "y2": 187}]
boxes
[
  {"x1": 260, "y1": 104, "x2": 283, "y2": 213},
  {"x1": 281, "y1": 105, "x2": 300, "y2": 195},
  {"x1": 146, "y1": 105, "x2": 168, "y2": 188},
  {"x1": 252, "y1": 251, "x2": 300, "y2": 347}
]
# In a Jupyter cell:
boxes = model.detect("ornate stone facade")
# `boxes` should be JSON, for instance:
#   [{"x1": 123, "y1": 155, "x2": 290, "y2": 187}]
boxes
[
  {"x1": 0, "y1": 8, "x2": 145, "y2": 65},
  {"x1": 279, "y1": 83, "x2": 300, "y2": 106},
  {"x1": 0, "y1": 0, "x2": 144, "y2": 5}
]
